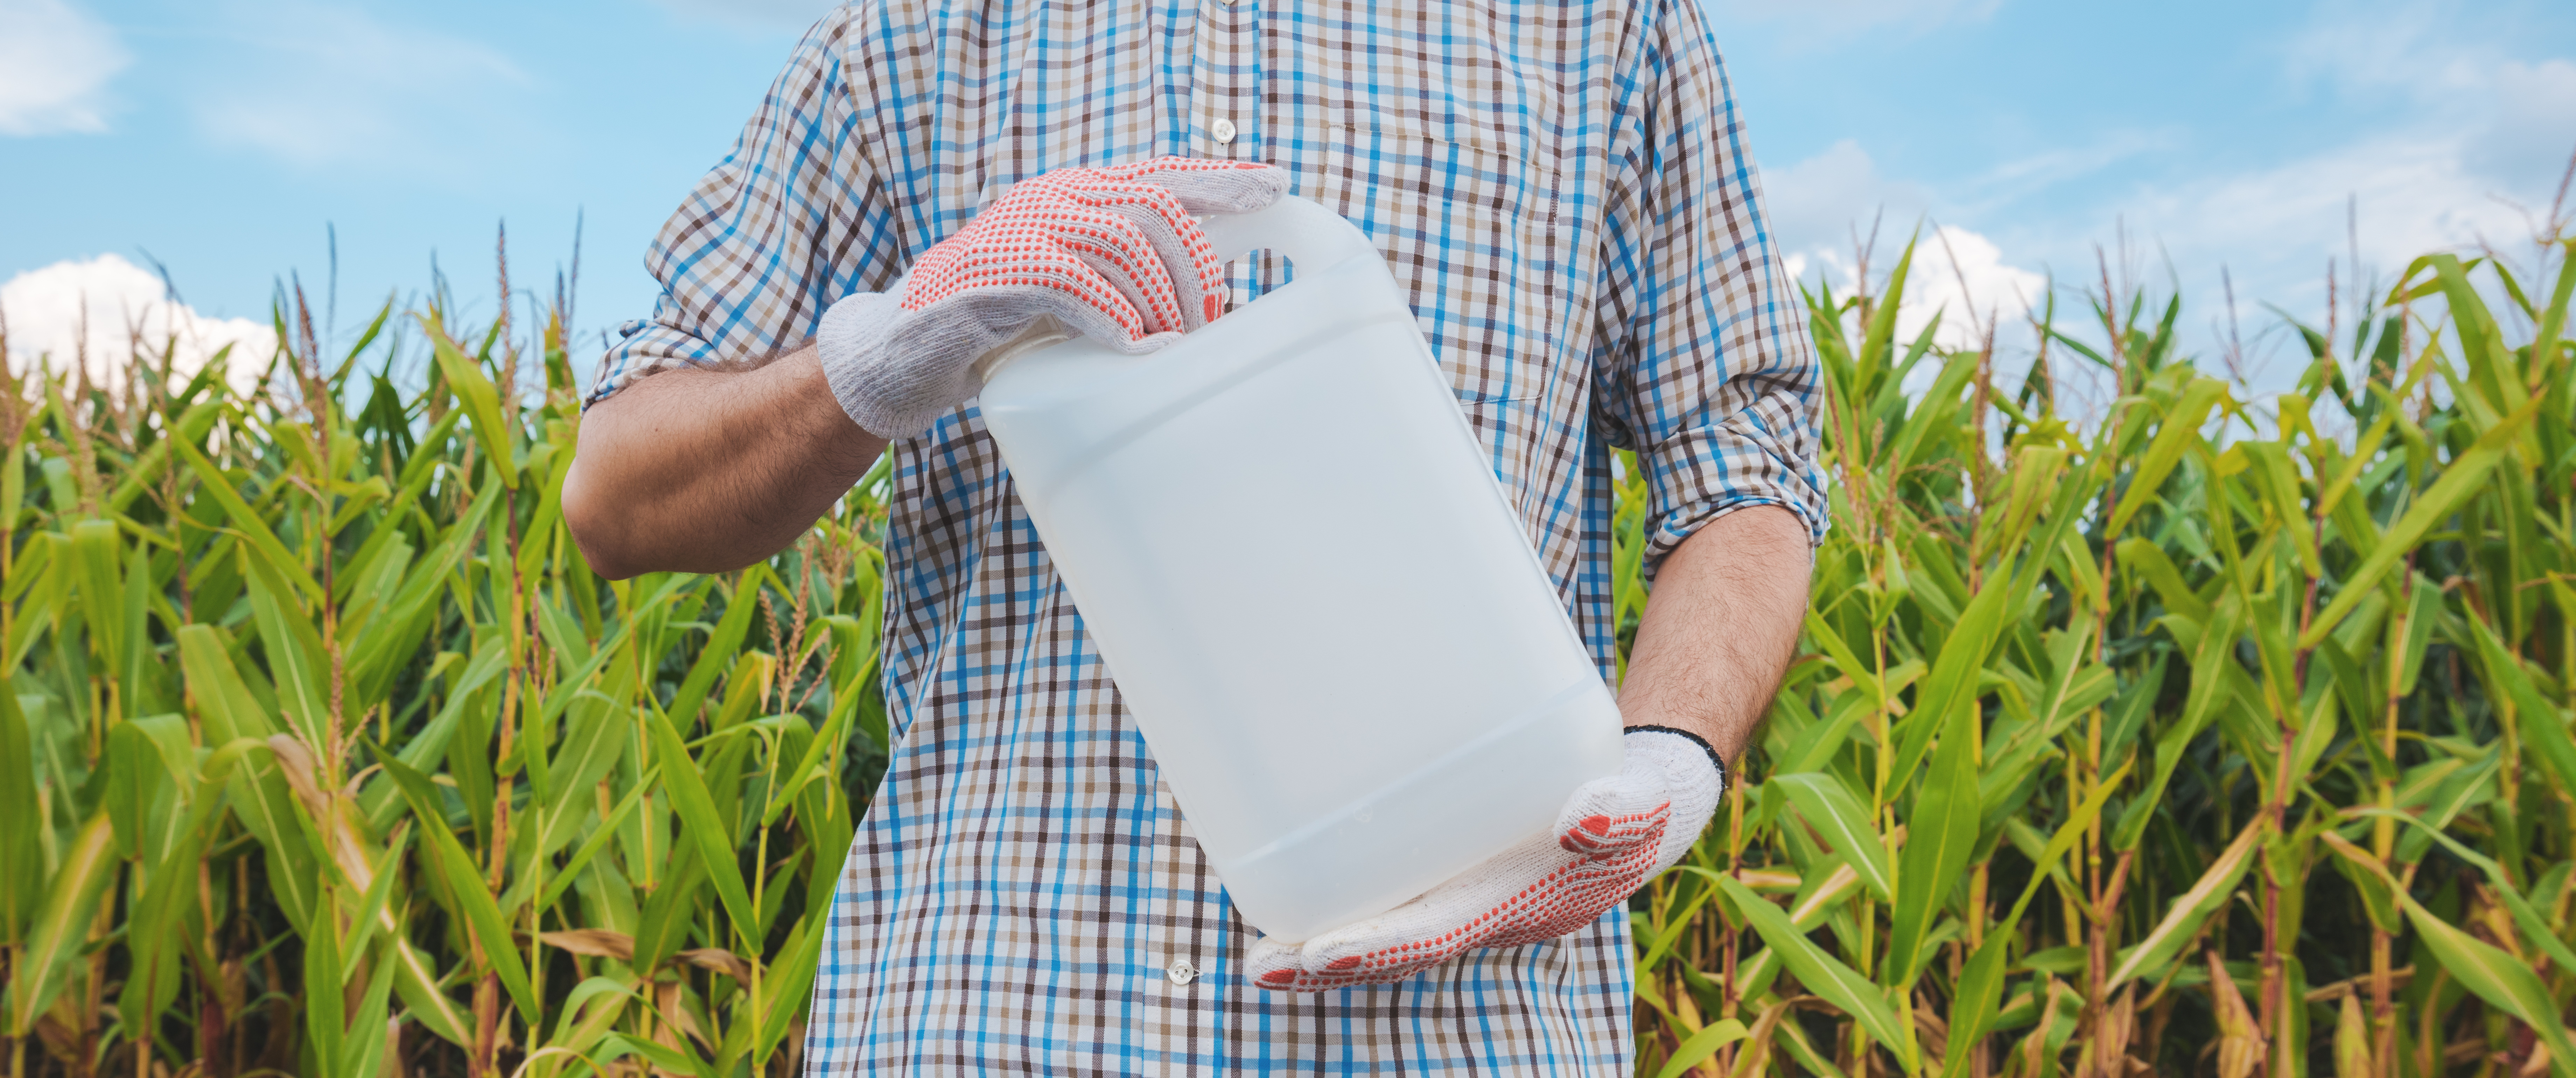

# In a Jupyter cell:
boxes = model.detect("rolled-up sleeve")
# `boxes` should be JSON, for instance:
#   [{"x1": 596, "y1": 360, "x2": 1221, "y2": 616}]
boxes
[
  {"x1": 586, "y1": 8, "x2": 903, "y2": 409},
  {"x1": 1588, "y1": 0, "x2": 1828, "y2": 577}
]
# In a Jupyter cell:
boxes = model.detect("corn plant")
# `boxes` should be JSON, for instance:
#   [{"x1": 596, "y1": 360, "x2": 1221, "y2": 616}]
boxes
[
  {"x1": 1629, "y1": 225, "x2": 2576, "y2": 1078},
  {"x1": 0, "y1": 278, "x2": 889, "y2": 1077},
  {"x1": 4, "y1": 217, "x2": 2575, "y2": 1078}
]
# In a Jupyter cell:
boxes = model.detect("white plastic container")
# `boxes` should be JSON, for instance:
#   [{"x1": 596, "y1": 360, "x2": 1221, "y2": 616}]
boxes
[{"x1": 976, "y1": 195, "x2": 1625, "y2": 943}]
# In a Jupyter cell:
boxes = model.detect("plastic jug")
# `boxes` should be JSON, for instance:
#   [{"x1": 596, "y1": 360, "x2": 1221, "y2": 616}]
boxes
[{"x1": 976, "y1": 195, "x2": 1625, "y2": 943}]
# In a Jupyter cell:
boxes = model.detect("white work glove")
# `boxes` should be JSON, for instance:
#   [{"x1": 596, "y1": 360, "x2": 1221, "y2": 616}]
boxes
[
  {"x1": 816, "y1": 156, "x2": 1289, "y2": 440},
  {"x1": 1247, "y1": 728, "x2": 1724, "y2": 991}
]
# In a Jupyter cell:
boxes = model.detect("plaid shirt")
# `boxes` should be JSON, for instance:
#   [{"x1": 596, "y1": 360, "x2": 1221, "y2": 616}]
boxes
[{"x1": 592, "y1": 0, "x2": 1823, "y2": 1072}]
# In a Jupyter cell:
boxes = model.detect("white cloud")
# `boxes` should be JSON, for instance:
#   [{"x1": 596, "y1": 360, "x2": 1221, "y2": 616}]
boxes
[
  {"x1": 2282, "y1": 0, "x2": 2505, "y2": 103},
  {"x1": 2040, "y1": 132, "x2": 2554, "y2": 400},
  {"x1": 3, "y1": 255, "x2": 277, "y2": 394},
  {"x1": 193, "y1": 1, "x2": 533, "y2": 169},
  {"x1": 1797, "y1": 225, "x2": 2046, "y2": 354},
  {"x1": 0, "y1": 0, "x2": 128, "y2": 135},
  {"x1": 2470, "y1": 58, "x2": 2576, "y2": 187},
  {"x1": 2274, "y1": 0, "x2": 2576, "y2": 204},
  {"x1": 1760, "y1": 139, "x2": 1931, "y2": 262},
  {"x1": 2080, "y1": 6, "x2": 2575, "y2": 375},
  {"x1": 2128, "y1": 135, "x2": 2544, "y2": 281},
  {"x1": 1760, "y1": 144, "x2": 2047, "y2": 350},
  {"x1": 2262, "y1": 0, "x2": 2573, "y2": 247},
  {"x1": 1958, "y1": 130, "x2": 2178, "y2": 215},
  {"x1": 1903, "y1": 226, "x2": 2048, "y2": 351},
  {"x1": 1763, "y1": 0, "x2": 2574, "y2": 397}
]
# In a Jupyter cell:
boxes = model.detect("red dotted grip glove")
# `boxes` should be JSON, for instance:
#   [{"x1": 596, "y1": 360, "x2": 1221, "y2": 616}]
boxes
[
  {"x1": 816, "y1": 157, "x2": 1287, "y2": 439},
  {"x1": 1246, "y1": 729, "x2": 1723, "y2": 991}
]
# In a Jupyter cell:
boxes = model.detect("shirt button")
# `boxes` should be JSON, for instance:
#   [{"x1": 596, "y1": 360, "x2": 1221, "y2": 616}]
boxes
[
  {"x1": 1166, "y1": 958, "x2": 1199, "y2": 985},
  {"x1": 1209, "y1": 118, "x2": 1237, "y2": 144}
]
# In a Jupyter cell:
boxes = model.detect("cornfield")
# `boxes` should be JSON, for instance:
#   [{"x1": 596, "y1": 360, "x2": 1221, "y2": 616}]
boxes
[
  {"x1": 1621, "y1": 223, "x2": 2576, "y2": 1078},
  {"x1": 1, "y1": 283, "x2": 893, "y2": 1078},
  {"x1": 0, "y1": 217, "x2": 2571, "y2": 1077}
]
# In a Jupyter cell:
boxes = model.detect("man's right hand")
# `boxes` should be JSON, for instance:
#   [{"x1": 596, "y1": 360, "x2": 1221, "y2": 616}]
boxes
[
  {"x1": 563, "y1": 157, "x2": 1285, "y2": 580},
  {"x1": 817, "y1": 157, "x2": 1287, "y2": 440}
]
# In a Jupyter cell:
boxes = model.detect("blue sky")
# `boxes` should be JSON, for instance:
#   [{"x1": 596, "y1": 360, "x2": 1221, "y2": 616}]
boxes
[{"x1": 4, "y1": 0, "x2": 2572, "y2": 400}]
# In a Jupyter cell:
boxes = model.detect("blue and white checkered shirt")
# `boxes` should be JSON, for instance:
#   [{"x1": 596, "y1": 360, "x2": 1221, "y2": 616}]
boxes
[{"x1": 592, "y1": 0, "x2": 1823, "y2": 1071}]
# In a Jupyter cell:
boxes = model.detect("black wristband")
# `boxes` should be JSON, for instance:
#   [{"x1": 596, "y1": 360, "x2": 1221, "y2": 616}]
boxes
[{"x1": 1624, "y1": 724, "x2": 1725, "y2": 777}]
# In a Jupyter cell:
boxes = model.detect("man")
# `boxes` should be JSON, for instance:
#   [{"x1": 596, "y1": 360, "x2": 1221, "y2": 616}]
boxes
[{"x1": 562, "y1": 0, "x2": 1822, "y2": 1071}]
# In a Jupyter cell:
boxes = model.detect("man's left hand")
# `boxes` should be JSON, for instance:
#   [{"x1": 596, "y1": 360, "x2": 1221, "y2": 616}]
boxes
[{"x1": 1246, "y1": 729, "x2": 1722, "y2": 990}]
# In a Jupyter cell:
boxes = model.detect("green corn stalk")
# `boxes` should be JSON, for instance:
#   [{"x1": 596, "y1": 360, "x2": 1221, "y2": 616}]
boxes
[
  {"x1": 5, "y1": 224, "x2": 2576, "y2": 1077},
  {"x1": 1, "y1": 281, "x2": 892, "y2": 1077},
  {"x1": 1628, "y1": 228, "x2": 2576, "y2": 1078}
]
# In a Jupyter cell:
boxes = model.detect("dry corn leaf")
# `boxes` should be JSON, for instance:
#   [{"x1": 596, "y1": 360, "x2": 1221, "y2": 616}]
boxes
[
  {"x1": 540, "y1": 929, "x2": 637, "y2": 961},
  {"x1": 2206, "y1": 951, "x2": 2264, "y2": 1078}
]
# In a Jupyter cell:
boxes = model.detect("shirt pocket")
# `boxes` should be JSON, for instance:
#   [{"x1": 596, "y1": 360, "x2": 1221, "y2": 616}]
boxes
[
  {"x1": 1270, "y1": 114, "x2": 1579, "y2": 532},
  {"x1": 1296, "y1": 115, "x2": 1567, "y2": 404}
]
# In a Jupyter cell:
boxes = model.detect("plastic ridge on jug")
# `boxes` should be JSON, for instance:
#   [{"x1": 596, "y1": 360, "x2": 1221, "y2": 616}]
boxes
[{"x1": 976, "y1": 195, "x2": 1625, "y2": 943}]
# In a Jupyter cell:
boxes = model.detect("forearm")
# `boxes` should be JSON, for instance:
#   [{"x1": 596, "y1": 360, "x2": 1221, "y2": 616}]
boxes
[
  {"x1": 1616, "y1": 505, "x2": 1812, "y2": 763},
  {"x1": 562, "y1": 345, "x2": 887, "y2": 579}
]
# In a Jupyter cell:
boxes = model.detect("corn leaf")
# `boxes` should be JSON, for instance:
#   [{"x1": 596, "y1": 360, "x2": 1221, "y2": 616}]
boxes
[
  {"x1": 170, "y1": 434, "x2": 323, "y2": 603},
  {"x1": 2, "y1": 813, "x2": 116, "y2": 1036},
  {"x1": 2302, "y1": 393, "x2": 2541, "y2": 647},
  {"x1": 2107, "y1": 377, "x2": 2228, "y2": 536},
  {"x1": 0, "y1": 678, "x2": 40, "y2": 944},
  {"x1": 648, "y1": 702, "x2": 760, "y2": 937},
  {"x1": 1940, "y1": 758, "x2": 2128, "y2": 1078},
  {"x1": 1716, "y1": 873, "x2": 1916, "y2": 1072},
  {"x1": 1885, "y1": 674, "x2": 1982, "y2": 989},
  {"x1": 2400, "y1": 888, "x2": 2576, "y2": 1078},
  {"x1": 379, "y1": 753, "x2": 541, "y2": 1022},
  {"x1": 1889, "y1": 561, "x2": 2009, "y2": 789},
  {"x1": 1773, "y1": 772, "x2": 1892, "y2": 902},
  {"x1": 2106, "y1": 816, "x2": 2263, "y2": 987},
  {"x1": 2464, "y1": 612, "x2": 2576, "y2": 801},
  {"x1": 1656, "y1": 1018, "x2": 1750, "y2": 1078},
  {"x1": 422, "y1": 316, "x2": 518, "y2": 488}
]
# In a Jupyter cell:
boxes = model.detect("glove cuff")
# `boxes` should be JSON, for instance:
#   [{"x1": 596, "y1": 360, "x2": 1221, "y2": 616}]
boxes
[
  {"x1": 816, "y1": 290, "x2": 930, "y2": 440},
  {"x1": 1623, "y1": 724, "x2": 1724, "y2": 778},
  {"x1": 1621, "y1": 728, "x2": 1725, "y2": 870}
]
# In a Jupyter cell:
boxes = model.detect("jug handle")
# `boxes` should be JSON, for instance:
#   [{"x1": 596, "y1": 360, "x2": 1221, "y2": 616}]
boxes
[
  {"x1": 969, "y1": 196, "x2": 1374, "y2": 387},
  {"x1": 1195, "y1": 195, "x2": 1379, "y2": 282}
]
